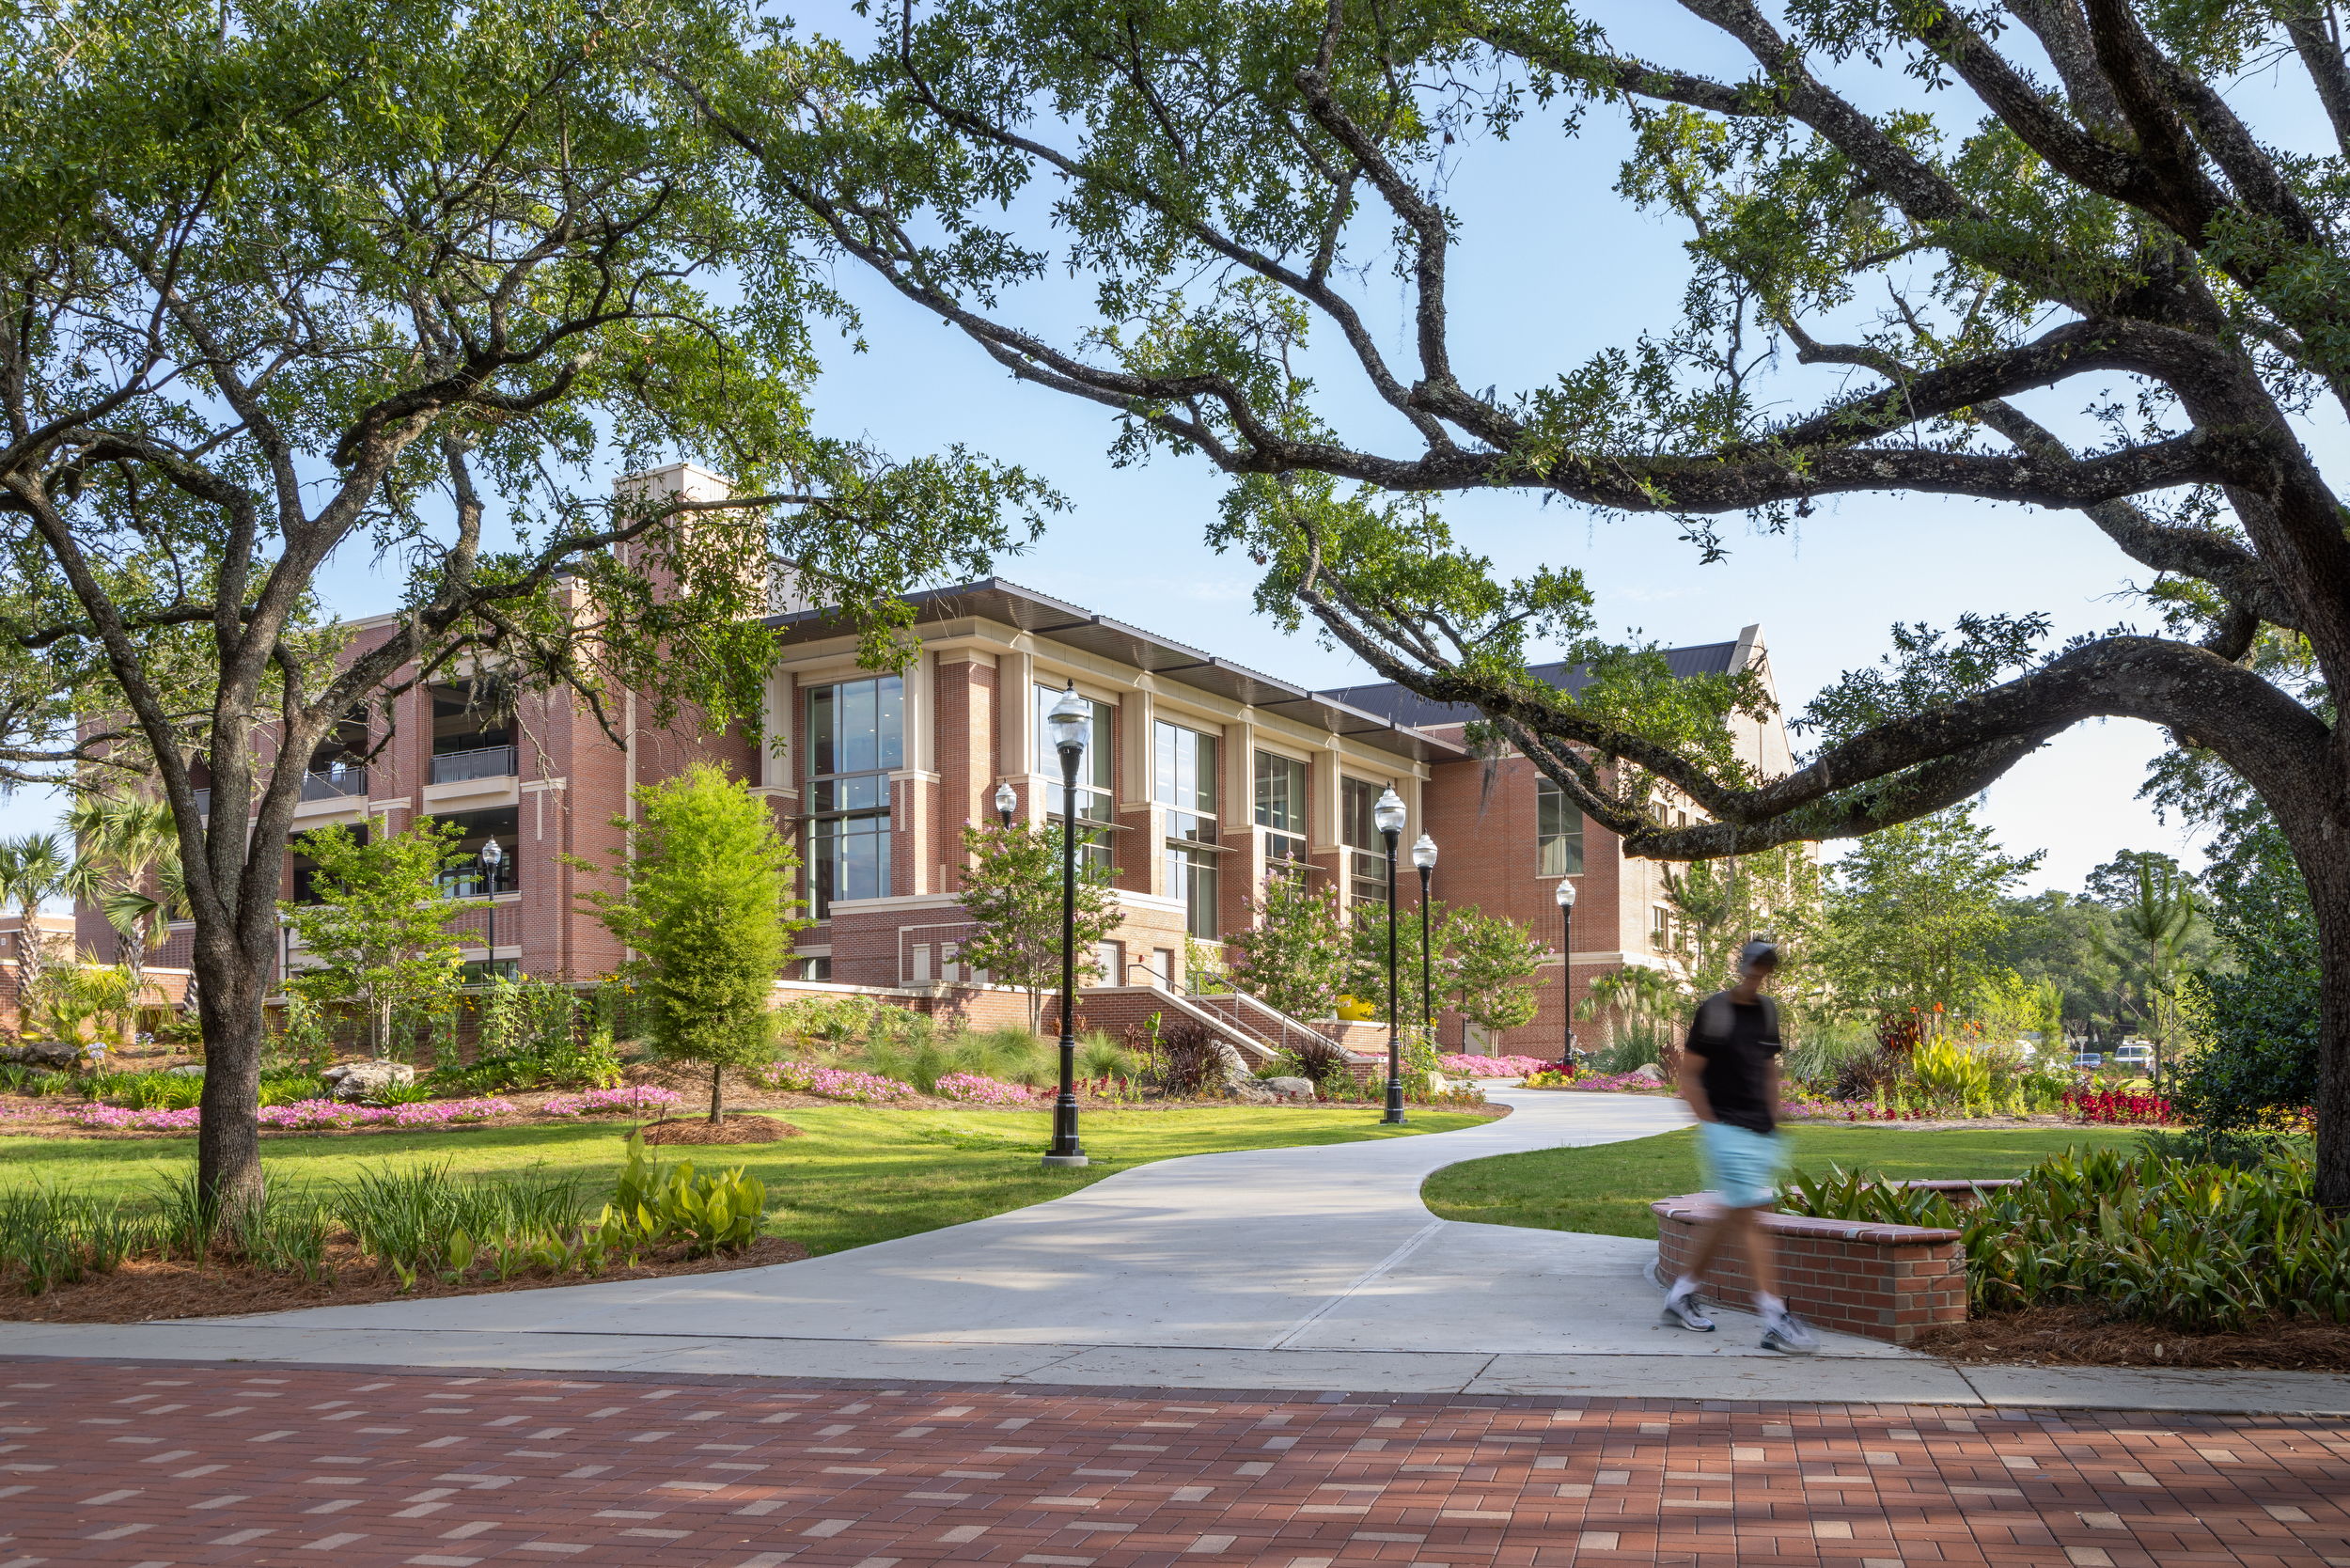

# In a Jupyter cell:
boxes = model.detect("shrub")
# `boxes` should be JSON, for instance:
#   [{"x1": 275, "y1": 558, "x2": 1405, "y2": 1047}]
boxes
[
  {"x1": 603, "y1": 1130, "x2": 766, "y2": 1258},
  {"x1": 1076, "y1": 1030, "x2": 1135, "y2": 1080},
  {"x1": 1147, "y1": 1022, "x2": 1228, "y2": 1097},
  {"x1": 1781, "y1": 1147, "x2": 2350, "y2": 1332},
  {"x1": 1275, "y1": 1034, "x2": 1355, "y2": 1092},
  {"x1": 774, "y1": 993, "x2": 885, "y2": 1046},
  {"x1": 572, "y1": 764, "x2": 807, "y2": 1121}
]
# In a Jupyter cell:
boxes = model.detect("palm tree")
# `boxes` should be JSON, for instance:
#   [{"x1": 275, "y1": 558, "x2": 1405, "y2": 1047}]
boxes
[
  {"x1": 67, "y1": 795, "x2": 190, "y2": 1040},
  {"x1": 0, "y1": 832, "x2": 96, "y2": 1031},
  {"x1": 2094, "y1": 861, "x2": 2200, "y2": 1078}
]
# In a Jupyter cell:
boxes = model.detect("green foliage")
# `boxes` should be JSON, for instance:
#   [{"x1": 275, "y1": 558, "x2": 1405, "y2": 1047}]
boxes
[
  {"x1": 603, "y1": 1131, "x2": 768, "y2": 1259},
  {"x1": 775, "y1": 993, "x2": 890, "y2": 1047},
  {"x1": 1227, "y1": 873, "x2": 1351, "y2": 1022},
  {"x1": 67, "y1": 794, "x2": 190, "y2": 1022},
  {"x1": 437, "y1": 976, "x2": 618, "y2": 1094},
  {"x1": 952, "y1": 822, "x2": 1120, "y2": 1029},
  {"x1": 1445, "y1": 906, "x2": 1550, "y2": 1034},
  {"x1": 1822, "y1": 804, "x2": 2041, "y2": 1015},
  {"x1": 29, "y1": 963, "x2": 137, "y2": 1055},
  {"x1": 2172, "y1": 809, "x2": 2318, "y2": 1131},
  {"x1": 575, "y1": 765, "x2": 807, "y2": 1121},
  {"x1": 852, "y1": 1024, "x2": 1054, "y2": 1093},
  {"x1": 1782, "y1": 1147, "x2": 2350, "y2": 1332},
  {"x1": 1076, "y1": 1031, "x2": 1136, "y2": 1080},
  {"x1": 1576, "y1": 964, "x2": 1685, "y2": 1071},
  {"x1": 282, "y1": 819, "x2": 475, "y2": 1061}
]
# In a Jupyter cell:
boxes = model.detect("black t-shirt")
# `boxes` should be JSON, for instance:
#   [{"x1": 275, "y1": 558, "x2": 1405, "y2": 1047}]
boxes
[{"x1": 1684, "y1": 992, "x2": 1780, "y2": 1135}]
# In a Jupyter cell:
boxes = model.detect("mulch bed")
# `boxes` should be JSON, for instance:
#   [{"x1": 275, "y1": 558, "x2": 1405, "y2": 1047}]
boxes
[
  {"x1": 1915, "y1": 1303, "x2": 2350, "y2": 1372},
  {"x1": 0, "y1": 1233, "x2": 810, "y2": 1325}
]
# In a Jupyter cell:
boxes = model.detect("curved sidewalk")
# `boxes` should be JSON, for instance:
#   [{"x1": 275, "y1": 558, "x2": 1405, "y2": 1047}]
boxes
[{"x1": 13, "y1": 1090, "x2": 2350, "y2": 1413}]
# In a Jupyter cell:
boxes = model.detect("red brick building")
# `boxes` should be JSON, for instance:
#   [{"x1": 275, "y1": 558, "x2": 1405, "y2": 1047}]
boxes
[{"x1": 90, "y1": 463, "x2": 1795, "y2": 1057}]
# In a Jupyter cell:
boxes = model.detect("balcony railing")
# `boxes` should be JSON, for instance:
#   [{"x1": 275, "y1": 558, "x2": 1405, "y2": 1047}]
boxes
[
  {"x1": 431, "y1": 745, "x2": 517, "y2": 785},
  {"x1": 438, "y1": 864, "x2": 519, "y2": 899},
  {"x1": 301, "y1": 766, "x2": 367, "y2": 802}
]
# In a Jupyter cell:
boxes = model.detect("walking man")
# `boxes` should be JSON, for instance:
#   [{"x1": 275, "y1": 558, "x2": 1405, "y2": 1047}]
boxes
[{"x1": 1658, "y1": 939, "x2": 1820, "y2": 1354}]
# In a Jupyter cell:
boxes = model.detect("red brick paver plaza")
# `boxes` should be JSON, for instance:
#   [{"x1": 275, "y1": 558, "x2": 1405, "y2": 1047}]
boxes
[{"x1": 2, "y1": 1359, "x2": 2346, "y2": 1566}]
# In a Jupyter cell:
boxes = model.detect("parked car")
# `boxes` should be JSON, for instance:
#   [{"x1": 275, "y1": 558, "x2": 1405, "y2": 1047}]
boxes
[
  {"x1": 2111, "y1": 1043, "x2": 2154, "y2": 1068},
  {"x1": 2073, "y1": 1051, "x2": 2105, "y2": 1070}
]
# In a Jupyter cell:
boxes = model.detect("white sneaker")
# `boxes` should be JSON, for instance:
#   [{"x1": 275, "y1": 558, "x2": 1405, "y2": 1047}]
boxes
[
  {"x1": 1660, "y1": 1291, "x2": 1716, "y2": 1332},
  {"x1": 1760, "y1": 1310, "x2": 1820, "y2": 1355}
]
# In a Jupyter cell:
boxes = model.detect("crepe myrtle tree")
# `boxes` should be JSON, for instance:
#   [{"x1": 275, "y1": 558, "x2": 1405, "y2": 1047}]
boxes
[
  {"x1": 676, "y1": 0, "x2": 2350, "y2": 1202},
  {"x1": 0, "y1": 0, "x2": 1054, "y2": 1215}
]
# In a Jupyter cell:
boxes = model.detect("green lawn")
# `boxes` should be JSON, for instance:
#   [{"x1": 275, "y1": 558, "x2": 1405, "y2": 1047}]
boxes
[
  {"x1": 1420, "y1": 1124, "x2": 2149, "y2": 1241},
  {"x1": 0, "y1": 1105, "x2": 1486, "y2": 1256}
]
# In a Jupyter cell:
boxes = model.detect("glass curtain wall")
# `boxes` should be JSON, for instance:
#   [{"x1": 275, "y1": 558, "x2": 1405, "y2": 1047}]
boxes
[
  {"x1": 1035, "y1": 684, "x2": 1116, "y2": 873},
  {"x1": 807, "y1": 675, "x2": 902, "y2": 917},
  {"x1": 1253, "y1": 751, "x2": 1308, "y2": 876},
  {"x1": 1536, "y1": 777, "x2": 1587, "y2": 876},
  {"x1": 1340, "y1": 776, "x2": 1387, "y2": 908},
  {"x1": 1156, "y1": 719, "x2": 1220, "y2": 938}
]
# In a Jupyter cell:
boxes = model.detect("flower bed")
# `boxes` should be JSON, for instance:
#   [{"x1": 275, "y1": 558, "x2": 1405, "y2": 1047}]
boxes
[
  {"x1": 540, "y1": 1086, "x2": 685, "y2": 1116},
  {"x1": 932, "y1": 1073, "x2": 1042, "y2": 1105},
  {"x1": 1435, "y1": 1054, "x2": 1556, "y2": 1077},
  {"x1": 53, "y1": 1097, "x2": 521, "y2": 1133},
  {"x1": 760, "y1": 1063, "x2": 919, "y2": 1103},
  {"x1": 1563, "y1": 1069, "x2": 1670, "y2": 1093},
  {"x1": 2062, "y1": 1086, "x2": 2171, "y2": 1124}
]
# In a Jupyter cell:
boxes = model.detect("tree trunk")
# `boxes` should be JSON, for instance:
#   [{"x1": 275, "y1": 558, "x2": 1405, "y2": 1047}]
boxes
[
  {"x1": 709, "y1": 1060, "x2": 724, "y2": 1125},
  {"x1": 192, "y1": 933, "x2": 270, "y2": 1221},
  {"x1": 2313, "y1": 852, "x2": 2350, "y2": 1212}
]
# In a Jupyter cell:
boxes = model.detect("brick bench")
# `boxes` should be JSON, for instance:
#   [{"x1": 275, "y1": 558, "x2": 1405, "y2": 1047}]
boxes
[{"x1": 1650, "y1": 1194, "x2": 1971, "y2": 1344}]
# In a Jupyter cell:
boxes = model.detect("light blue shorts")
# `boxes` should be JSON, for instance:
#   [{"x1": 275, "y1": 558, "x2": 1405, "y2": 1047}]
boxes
[{"x1": 1699, "y1": 1121, "x2": 1786, "y2": 1209}]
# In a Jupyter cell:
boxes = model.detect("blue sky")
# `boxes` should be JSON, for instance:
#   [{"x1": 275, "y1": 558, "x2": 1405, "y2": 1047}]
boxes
[{"x1": 15, "y1": 1, "x2": 2321, "y2": 902}]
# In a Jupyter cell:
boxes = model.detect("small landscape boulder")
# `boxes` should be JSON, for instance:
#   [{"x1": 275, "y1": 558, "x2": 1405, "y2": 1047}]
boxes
[
  {"x1": 165, "y1": 1063, "x2": 205, "y2": 1077},
  {"x1": 322, "y1": 1061, "x2": 415, "y2": 1101},
  {"x1": 1628, "y1": 1061, "x2": 1668, "y2": 1084},
  {"x1": 1261, "y1": 1075, "x2": 1317, "y2": 1102},
  {"x1": 0, "y1": 1042, "x2": 82, "y2": 1070}
]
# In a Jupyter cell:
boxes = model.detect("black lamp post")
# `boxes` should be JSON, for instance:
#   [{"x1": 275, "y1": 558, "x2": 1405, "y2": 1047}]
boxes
[
  {"x1": 1374, "y1": 785, "x2": 1408, "y2": 1125},
  {"x1": 1411, "y1": 833, "x2": 1437, "y2": 1037},
  {"x1": 479, "y1": 836, "x2": 503, "y2": 975},
  {"x1": 994, "y1": 780, "x2": 1017, "y2": 829},
  {"x1": 1042, "y1": 682, "x2": 1091, "y2": 1168},
  {"x1": 1555, "y1": 875, "x2": 1576, "y2": 1069}
]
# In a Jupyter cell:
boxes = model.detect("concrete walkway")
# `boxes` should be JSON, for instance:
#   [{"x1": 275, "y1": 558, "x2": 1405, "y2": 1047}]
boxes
[{"x1": 14, "y1": 1089, "x2": 2350, "y2": 1414}]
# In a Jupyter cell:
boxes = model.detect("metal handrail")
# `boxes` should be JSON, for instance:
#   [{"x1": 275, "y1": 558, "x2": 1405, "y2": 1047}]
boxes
[
  {"x1": 431, "y1": 745, "x2": 517, "y2": 784},
  {"x1": 300, "y1": 767, "x2": 367, "y2": 801}
]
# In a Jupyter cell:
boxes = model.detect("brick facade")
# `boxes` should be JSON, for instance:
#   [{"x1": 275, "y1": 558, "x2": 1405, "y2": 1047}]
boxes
[{"x1": 92, "y1": 465, "x2": 1793, "y2": 1054}]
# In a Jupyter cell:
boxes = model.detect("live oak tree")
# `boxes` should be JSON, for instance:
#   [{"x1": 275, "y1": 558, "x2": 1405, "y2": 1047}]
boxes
[
  {"x1": 675, "y1": 0, "x2": 2350, "y2": 1198},
  {"x1": 0, "y1": 0, "x2": 1049, "y2": 1214}
]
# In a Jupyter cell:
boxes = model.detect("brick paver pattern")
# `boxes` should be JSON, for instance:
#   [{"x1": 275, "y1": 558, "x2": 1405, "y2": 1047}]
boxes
[{"x1": 2, "y1": 1358, "x2": 2346, "y2": 1566}]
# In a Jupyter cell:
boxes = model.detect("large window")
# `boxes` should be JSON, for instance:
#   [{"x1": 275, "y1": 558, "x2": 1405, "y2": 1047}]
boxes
[
  {"x1": 1157, "y1": 719, "x2": 1221, "y2": 938},
  {"x1": 807, "y1": 676, "x2": 901, "y2": 917},
  {"x1": 1340, "y1": 776, "x2": 1387, "y2": 908},
  {"x1": 1254, "y1": 751, "x2": 1308, "y2": 872},
  {"x1": 1537, "y1": 777, "x2": 1587, "y2": 877},
  {"x1": 1037, "y1": 684, "x2": 1116, "y2": 873}
]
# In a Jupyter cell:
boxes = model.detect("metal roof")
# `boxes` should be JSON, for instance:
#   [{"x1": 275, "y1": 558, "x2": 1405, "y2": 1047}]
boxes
[
  {"x1": 1317, "y1": 641, "x2": 1744, "y2": 729},
  {"x1": 766, "y1": 577, "x2": 1469, "y2": 764}
]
